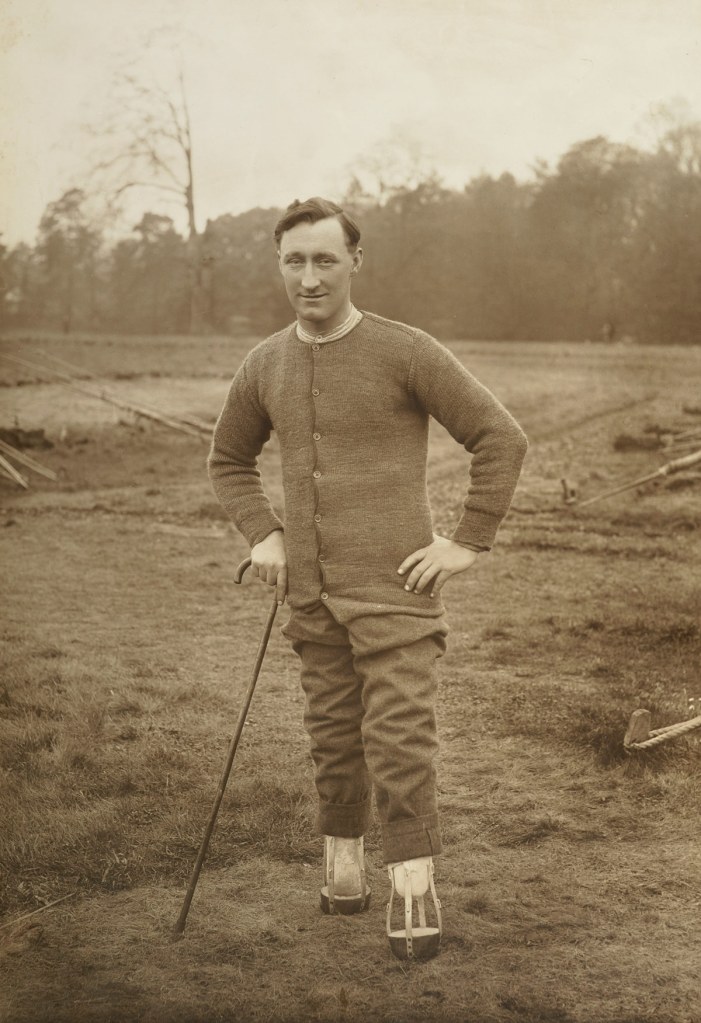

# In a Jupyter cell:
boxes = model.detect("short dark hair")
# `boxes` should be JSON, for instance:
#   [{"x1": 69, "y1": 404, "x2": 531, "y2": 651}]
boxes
[{"x1": 274, "y1": 197, "x2": 361, "y2": 251}]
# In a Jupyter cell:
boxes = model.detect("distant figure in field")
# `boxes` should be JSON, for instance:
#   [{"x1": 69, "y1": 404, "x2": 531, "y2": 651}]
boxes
[{"x1": 208, "y1": 197, "x2": 527, "y2": 960}]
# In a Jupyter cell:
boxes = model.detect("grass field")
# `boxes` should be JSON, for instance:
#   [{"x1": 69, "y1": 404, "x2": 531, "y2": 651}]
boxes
[{"x1": 1, "y1": 332, "x2": 700, "y2": 1023}]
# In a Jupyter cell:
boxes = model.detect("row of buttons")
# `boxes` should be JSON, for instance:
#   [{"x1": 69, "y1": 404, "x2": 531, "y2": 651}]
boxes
[{"x1": 312, "y1": 343, "x2": 327, "y2": 600}]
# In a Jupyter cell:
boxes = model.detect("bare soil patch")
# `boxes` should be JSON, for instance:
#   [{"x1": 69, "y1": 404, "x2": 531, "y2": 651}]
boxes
[{"x1": 1, "y1": 334, "x2": 700, "y2": 1023}]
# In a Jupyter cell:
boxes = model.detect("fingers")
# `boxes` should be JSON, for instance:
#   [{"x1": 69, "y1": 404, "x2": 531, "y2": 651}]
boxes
[
  {"x1": 251, "y1": 558, "x2": 287, "y2": 602},
  {"x1": 413, "y1": 564, "x2": 443, "y2": 595},
  {"x1": 397, "y1": 547, "x2": 427, "y2": 577},
  {"x1": 404, "y1": 561, "x2": 452, "y2": 597},
  {"x1": 429, "y1": 570, "x2": 450, "y2": 598},
  {"x1": 403, "y1": 559, "x2": 439, "y2": 594},
  {"x1": 276, "y1": 565, "x2": 288, "y2": 605}
]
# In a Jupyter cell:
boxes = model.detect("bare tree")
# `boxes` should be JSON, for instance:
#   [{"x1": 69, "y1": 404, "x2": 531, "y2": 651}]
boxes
[
  {"x1": 87, "y1": 55, "x2": 210, "y2": 334},
  {"x1": 342, "y1": 131, "x2": 439, "y2": 208}
]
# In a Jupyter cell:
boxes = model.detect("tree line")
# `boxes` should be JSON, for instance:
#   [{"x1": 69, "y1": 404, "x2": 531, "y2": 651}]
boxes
[{"x1": 2, "y1": 124, "x2": 700, "y2": 344}]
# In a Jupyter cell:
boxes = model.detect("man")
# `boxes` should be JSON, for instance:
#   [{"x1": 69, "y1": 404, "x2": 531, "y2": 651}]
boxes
[{"x1": 208, "y1": 197, "x2": 527, "y2": 960}]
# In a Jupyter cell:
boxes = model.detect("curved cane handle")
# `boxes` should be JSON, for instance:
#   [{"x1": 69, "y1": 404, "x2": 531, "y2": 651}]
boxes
[{"x1": 234, "y1": 557, "x2": 253, "y2": 584}]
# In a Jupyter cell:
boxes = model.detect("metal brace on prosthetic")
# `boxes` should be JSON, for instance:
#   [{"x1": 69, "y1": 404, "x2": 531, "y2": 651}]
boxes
[
  {"x1": 386, "y1": 857, "x2": 442, "y2": 961},
  {"x1": 321, "y1": 836, "x2": 371, "y2": 915}
]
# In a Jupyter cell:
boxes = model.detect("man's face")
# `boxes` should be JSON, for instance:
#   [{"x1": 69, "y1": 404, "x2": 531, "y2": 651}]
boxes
[{"x1": 278, "y1": 217, "x2": 363, "y2": 334}]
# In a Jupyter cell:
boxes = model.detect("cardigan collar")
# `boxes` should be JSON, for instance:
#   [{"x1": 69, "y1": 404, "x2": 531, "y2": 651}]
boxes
[{"x1": 296, "y1": 306, "x2": 363, "y2": 345}]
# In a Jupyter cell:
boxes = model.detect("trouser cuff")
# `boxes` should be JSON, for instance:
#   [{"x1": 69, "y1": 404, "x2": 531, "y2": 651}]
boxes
[
  {"x1": 382, "y1": 814, "x2": 442, "y2": 864},
  {"x1": 316, "y1": 798, "x2": 371, "y2": 838}
]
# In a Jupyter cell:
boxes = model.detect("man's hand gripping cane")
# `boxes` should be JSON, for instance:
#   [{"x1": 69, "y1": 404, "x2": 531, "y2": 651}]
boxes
[{"x1": 250, "y1": 529, "x2": 288, "y2": 605}]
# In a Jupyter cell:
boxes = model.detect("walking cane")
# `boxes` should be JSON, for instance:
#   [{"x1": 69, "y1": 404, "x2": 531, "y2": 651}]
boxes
[{"x1": 172, "y1": 557, "x2": 279, "y2": 937}]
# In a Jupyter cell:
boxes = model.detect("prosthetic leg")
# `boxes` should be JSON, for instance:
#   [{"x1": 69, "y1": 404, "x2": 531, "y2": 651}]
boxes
[
  {"x1": 386, "y1": 857, "x2": 442, "y2": 960},
  {"x1": 320, "y1": 836, "x2": 371, "y2": 915}
]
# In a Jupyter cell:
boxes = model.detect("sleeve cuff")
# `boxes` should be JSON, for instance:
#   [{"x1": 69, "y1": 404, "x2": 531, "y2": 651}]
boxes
[
  {"x1": 235, "y1": 508, "x2": 285, "y2": 549},
  {"x1": 452, "y1": 539, "x2": 490, "y2": 553},
  {"x1": 451, "y1": 508, "x2": 502, "y2": 550}
]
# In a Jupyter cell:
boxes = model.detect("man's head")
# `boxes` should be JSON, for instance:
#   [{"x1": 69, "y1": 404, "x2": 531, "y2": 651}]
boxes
[
  {"x1": 274, "y1": 198, "x2": 363, "y2": 335},
  {"x1": 273, "y1": 197, "x2": 360, "y2": 252}
]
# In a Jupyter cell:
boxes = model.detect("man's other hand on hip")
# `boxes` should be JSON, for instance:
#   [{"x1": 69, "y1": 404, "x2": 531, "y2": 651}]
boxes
[{"x1": 398, "y1": 534, "x2": 480, "y2": 598}]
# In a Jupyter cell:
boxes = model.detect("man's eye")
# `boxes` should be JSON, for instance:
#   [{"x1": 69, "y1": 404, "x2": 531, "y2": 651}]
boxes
[{"x1": 287, "y1": 259, "x2": 303, "y2": 267}]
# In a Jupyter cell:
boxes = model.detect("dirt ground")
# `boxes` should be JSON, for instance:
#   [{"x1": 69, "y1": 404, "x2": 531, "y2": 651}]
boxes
[{"x1": 1, "y1": 335, "x2": 700, "y2": 1023}]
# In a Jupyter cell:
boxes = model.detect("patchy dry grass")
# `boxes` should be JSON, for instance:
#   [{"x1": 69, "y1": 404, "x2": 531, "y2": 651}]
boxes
[{"x1": 1, "y1": 335, "x2": 700, "y2": 1022}]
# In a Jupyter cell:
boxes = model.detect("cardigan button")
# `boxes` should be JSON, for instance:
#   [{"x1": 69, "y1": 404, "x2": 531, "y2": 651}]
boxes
[
  {"x1": 320, "y1": 592, "x2": 329, "y2": 600},
  {"x1": 312, "y1": 344, "x2": 320, "y2": 351},
  {"x1": 314, "y1": 514, "x2": 322, "y2": 522},
  {"x1": 313, "y1": 470, "x2": 321, "y2": 479},
  {"x1": 313, "y1": 432, "x2": 321, "y2": 440},
  {"x1": 312, "y1": 388, "x2": 320, "y2": 396}
]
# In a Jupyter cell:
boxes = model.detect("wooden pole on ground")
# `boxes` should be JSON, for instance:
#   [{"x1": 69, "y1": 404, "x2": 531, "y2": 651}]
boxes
[
  {"x1": 0, "y1": 439, "x2": 57, "y2": 480},
  {"x1": 0, "y1": 453, "x2": 29, "y2": 488},
  {"x1": 576, "y1": 449, "x2": 701, "y2": 508},
  {"x1": 0, "y1": 354, "x2": 206, "y2": 440},
  {"x1": 36, "y1": 349, "x2": 214, "y2": 434},
  {"x1": 0, "y1": 892, "x2": 77, "y2": 932}
]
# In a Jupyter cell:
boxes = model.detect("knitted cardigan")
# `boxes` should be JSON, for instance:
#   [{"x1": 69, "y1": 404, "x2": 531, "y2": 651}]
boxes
[{"x1": 208, "y1": 312, "x2": 528, "y2": 622}]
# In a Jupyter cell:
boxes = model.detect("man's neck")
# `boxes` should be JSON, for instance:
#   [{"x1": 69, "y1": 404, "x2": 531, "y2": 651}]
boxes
[{"x1": 297, "y1": 301, "x2": 353, "y2": 338}]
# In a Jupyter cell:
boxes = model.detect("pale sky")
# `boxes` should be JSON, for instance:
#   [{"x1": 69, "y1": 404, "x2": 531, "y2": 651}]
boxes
[{"x1": 1, "y1": 0, "x2": 700, "y2": 246}]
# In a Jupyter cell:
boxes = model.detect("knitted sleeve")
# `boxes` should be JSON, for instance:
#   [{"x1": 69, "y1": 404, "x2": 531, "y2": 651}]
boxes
[
  {"x1": 408, "y1": 332, "x2": 528, "y2": 549},
  {"x1": 207, "y1": 359, "x2": 284, "y2": 548}
]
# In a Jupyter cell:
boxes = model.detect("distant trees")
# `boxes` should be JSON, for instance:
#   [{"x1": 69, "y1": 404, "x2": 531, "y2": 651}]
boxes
[
  {"x1": 109, "y1": 214, "x2": 190, "y2": 334},
  {"x1": 523, "y1": 137, "x2": 645, "y2": 340},
  {"x1": 628, "y1": 120, "x2": 701, "y2": 344},
  {"x1": 201, "y1": 208, "x2": 288, "y2": 335},
  {"x1": 3, "y1": 118, "x2": 701, "y2": 343},
  {"x1": 35, "y1": 188, "x2": 103, "y2": 333},
  {"x1": 87, "y1": 59, "x2": 209, "y2": 334}
]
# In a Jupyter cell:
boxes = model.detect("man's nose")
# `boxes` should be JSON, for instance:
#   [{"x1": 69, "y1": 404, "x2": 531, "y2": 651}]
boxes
[{"x1": 301, "y1": 262, "x2": 320, "y2": 290}]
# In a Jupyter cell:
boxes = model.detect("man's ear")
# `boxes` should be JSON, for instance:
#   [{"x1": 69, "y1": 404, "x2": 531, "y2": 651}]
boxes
[{"x1": 350, "y1": 247, "x2": 363, "y2": 275}]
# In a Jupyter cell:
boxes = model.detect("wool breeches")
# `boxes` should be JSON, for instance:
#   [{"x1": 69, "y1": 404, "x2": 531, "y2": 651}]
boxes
[{"x1": 282, "y1": 602, "x2": 447, "y2": 863}]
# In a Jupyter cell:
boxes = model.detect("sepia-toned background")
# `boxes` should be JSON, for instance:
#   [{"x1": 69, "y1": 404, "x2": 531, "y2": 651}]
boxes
[{"x1": 1, "y1": 3, "x2": 700, "y2": 1022}]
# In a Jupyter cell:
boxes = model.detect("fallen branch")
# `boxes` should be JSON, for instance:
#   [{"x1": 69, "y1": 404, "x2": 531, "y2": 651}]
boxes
[
  {"x1": 0, "y1": 892, "x2": 77, "y2": 932},
  {"x1": 37, "y1": 349, "x2": 214, "y2": 434},
  {"x1": 1, "y1": 353, "x2": 206, "y2": 440},
  {"x1": 575, "y1": 449, "x2": 701, "y2": 508},
  {"x1": 0, "y1": 452, "x2": 29, "y2": 488},
  {"x1": 0, "y1": 438, "x2": 57, "y2": 480},
  {"x1": 669, "y1": 426, "x2": 701, "y2": 443},
  {"x1": 667, "y1": 436, "x2": 701, "y2": 452},
  {"x1": 0, "y1": 462, "x2": 20, "y2": 485}
]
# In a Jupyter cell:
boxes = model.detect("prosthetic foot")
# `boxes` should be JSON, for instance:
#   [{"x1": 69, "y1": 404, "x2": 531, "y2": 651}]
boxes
[
  {"x1": 386, "y1": 856, "x2": 442, "y2": 960},
  {"x1": 320, "y1": 836, "x2": 371, "y2": 915}
]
